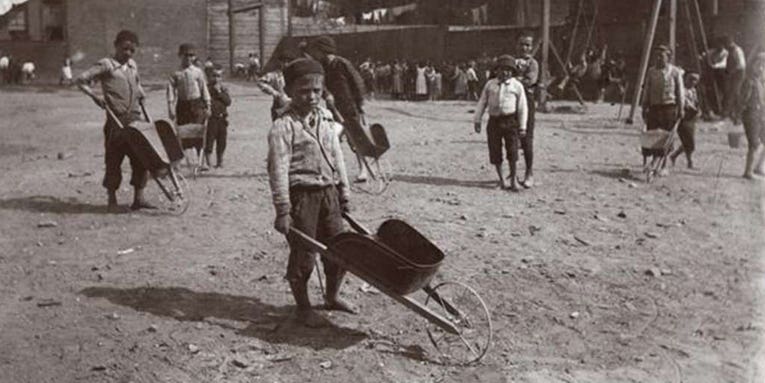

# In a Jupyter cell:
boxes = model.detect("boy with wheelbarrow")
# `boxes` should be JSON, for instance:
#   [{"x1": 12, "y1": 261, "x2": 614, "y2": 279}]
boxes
[
  {"x1": 267, "y1": 58, "x2": 355, "y2": 327},
  {"x1": 75, "y1": 30, "x2": 154, "y2": 212}
]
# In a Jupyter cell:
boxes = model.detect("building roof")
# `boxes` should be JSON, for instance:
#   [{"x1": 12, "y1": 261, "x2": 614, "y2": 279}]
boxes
[{"x1": 0, "y1": 0, "x2": 28, "y2": 16}]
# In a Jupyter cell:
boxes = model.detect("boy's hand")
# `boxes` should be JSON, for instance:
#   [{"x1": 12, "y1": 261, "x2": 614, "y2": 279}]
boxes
[
  {"x1": 168, "y1": 109, "x2": 176, "y2": 121},
  {"x1": 339, "y1": 197, "x2": 350, "y2": 213},
  {"x1": 274, "y1": 214, "x2": 291, "y2": 235},
  {"x1": 519, "y1": 129, "x2": 527, "y2": 137},
  {"x1": 474, "y1": 122, "x2": 481, "y2": 133}
]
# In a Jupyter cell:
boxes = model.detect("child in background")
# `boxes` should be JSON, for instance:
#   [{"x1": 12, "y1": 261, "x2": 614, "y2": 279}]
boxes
[
  {"x1": 739, "y1": 53, "x2": 765, "y2": 179},
  {"x1": 167, "y1": 43, "x2": 211, "y2": 165},
  {"x1": 267, "y1": 58, "x2": 353, "y2": 327},
  {"x1": 60, "y1": 57, "x2": 73, "y2": 86},
  {"x1": 473, "y1": 55, "x2": 529, "y2": 191},
  {"x1": 515, "y1": 34, "x2": 540, "y2": 188},
  {"x1": 205, "y1": 64, "x2": 232, "y2": 168},
  {"x1": 671, "y1": 72, "x2": 700, "y2": 169}
]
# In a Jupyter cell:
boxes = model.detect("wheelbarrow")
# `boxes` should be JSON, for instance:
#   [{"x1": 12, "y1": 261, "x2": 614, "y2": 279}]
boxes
[
  {"x1": 290, "y1": 213, "x2": 492, "y2": 365},
  {"x1": 102, "y1": 102, "x2": 191, "y2": 215}
]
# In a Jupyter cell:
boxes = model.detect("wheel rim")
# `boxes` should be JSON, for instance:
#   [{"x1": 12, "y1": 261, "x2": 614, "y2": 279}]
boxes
[
  {"x1": 353, "y1": 158, "x2": 393, "y2": 195},
  {"x1": 154, "y1": 171, "x2": 190, "y2": 215},
  {"x1": 423, "y1": 281, "x2": 492, "y2": 365}
]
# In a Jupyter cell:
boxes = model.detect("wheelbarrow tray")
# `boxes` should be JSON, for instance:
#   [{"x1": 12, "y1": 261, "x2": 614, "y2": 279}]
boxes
[
  {"x1": 327, "y1": 219, "x2": 444, "y2": 295},
  {"x1": 176, "y1": 123, "x2": 206, "y2": 150},
  {"x1": 124, "y1": 119, "x2": 184, "y2": 173},
  {"x1": 344, "y1": 118, "x2": 390, "y2": 159}
]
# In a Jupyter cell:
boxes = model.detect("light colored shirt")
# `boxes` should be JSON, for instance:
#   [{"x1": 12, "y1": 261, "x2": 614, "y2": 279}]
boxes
[
  {"x1": 169, "y1": 65, "x2": 211, "y2": 103},
  {"x1": 0, "y1": 56, "x2": 8, "y2": 69},
  {"x1": 644, "y1": 64, "x2": 685, "y2": 109},
  {"x1": 473, "y1": 77, "x2": 528, "y2": 130},
  {"x1": 466, "y1": 67, "x2": 478, "y2": 82},
  {"x1": 267, "y1": 106, "x2": 350, "y2": 217},
  {"x1": 706, "y1": 48, "x2": 728, "y2": 69},
  {"x1": 77, "y1": 57, "x2": 145, "y2": 117}
]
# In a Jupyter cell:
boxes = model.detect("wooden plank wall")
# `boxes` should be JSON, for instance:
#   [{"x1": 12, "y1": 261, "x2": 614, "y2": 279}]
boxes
[{"x1": 207, "y1": 0, "x2": 288, "y2": 72}]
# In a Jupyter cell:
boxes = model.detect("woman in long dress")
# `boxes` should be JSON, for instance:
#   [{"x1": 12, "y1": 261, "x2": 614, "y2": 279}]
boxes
[
  {"x1": 416, "y1": 62, "x2": 428, "y2": 100},
  {"x1": 453, "y1": 63, "x2": 468, "y2": 100},
  {"x1": 391, "y1": 60, "x2": 404, "y2": 99}
]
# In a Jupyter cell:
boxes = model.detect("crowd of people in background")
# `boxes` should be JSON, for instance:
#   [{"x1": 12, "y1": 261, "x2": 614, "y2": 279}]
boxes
[{"x1": 0, "y1": 52, "x2": 36, "y2": 85}]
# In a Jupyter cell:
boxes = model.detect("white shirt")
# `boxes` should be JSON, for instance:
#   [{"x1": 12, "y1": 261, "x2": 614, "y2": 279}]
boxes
[
  {"x1": 474, "y1": 77, "x2": 528, "y2": 130},
  {"x1": 0, "y1": 56, "x2": 8, "y2": 69}
]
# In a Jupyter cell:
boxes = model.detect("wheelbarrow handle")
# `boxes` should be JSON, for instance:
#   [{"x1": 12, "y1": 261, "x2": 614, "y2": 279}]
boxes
[
  {"x1": 288, "y1": 227, "x2": 329, "y2": 254},
  {"x1": 102, "y1": 103, "x2": 125, "y2": 130},
  {"x1": 342, "y1": 212, "x2": 372, "y2": 235},
  {"x1": 139, "y1": 99, "x2": 152, "y2": 124}
]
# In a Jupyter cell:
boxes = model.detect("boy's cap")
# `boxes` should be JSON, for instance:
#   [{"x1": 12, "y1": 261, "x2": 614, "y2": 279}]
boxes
[
  {"x1": 179, "y1": 43, "x2": 197, "y2": 56},
  {"x1": 114, "y1": 30, "x2": 139, "y2": 46},
  {"x1": 308, "y1": 36, "x2": 337, "y2": 55},
  {"x1": 495, "y1": 54, "x2": 516, "y2": 69},
  {"x1": 654, "y1": 44, "x2": 672, "y2": 54},
  {"x1": 284, "y1": 58, "x2": 324, "y2": 89}
]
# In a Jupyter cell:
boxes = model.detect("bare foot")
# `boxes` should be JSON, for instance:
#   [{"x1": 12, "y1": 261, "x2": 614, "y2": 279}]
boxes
[
  {"x1": 321, "y1": 297, "x2": 358, "y2": 314},
  {"x1": 743, "y1": 173, "x2": 754, "y2": 180},
  {"x1": 131, "y1": 200, "x2": 157, "y2": 211}
]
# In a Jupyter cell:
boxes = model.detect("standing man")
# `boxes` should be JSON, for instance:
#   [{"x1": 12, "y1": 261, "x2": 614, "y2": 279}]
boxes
[
  {"x1": 515, "y1": 34, "x2": 540, "y2": 188},
  {"x1": 75, "y1": 30, "x2": 152, "y2": 212},
  {"x1": 0, "y1": 52, "x2": 9, "y2": 85},
  {"x1": 642, "y1": 45, "x2": 685, "y2": 176},
  {"x1": 304, "y1": 35, "x2": 370, "y2": 182},
  {"x1": 723, "y1": 36, "x2": 746, "y2": 123}
]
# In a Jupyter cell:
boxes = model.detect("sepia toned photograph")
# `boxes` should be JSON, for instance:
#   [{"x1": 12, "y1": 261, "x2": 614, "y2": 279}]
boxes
[{"x1": 0, "y1": 0, "x2": 763, "y2": 382}]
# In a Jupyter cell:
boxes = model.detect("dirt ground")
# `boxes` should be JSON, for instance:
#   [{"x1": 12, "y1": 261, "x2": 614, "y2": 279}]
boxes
[{"x1": 1, "y1": 82, "x2": 763, "y2": 383}]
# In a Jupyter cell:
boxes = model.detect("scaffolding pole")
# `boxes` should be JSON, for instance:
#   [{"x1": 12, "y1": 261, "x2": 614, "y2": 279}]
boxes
[{"x1": 626, "y1": 0, "x2": 664, "y2": 124}]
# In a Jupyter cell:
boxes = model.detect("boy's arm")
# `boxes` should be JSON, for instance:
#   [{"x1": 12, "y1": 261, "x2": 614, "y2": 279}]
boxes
[
  {"x1": 267, "y1": 120, "x2": 293, "y2": 219},
  {"x1": 199, "y1": 71, "x2": 212, "y2": 114},
  {"x1": 75, "y1": 59, "x2": 110, "y2": 108},
  {"x1": 218, "y1": 86, "x2": 232, "y2": 107},
  {"x1": 473, "y1": 80, "x2": 490, "y2": 128},
  {"x1": 166, "y1": 76, "x2": 177, "y2": 120},
  {"x1": 343, "y1": 60, "x2": 367, "y2": 113},
  {"x1": 330, "y1": 122, "x2": 350, "y2": 207},
  {"x1": 675, "y1": 69, "x2": 685, "y2": 119},
  {"x1": 517, "y1": 81, "x2": 529, "y2": 133},
  {"x1": 521, "y1": 59, "x2": 539, "y2": 88}
]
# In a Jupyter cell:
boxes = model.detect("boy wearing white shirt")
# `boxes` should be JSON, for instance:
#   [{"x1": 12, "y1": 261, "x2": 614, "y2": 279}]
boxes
[{"x1": 474, "y1": 55, "x2": 528, "y2": 192}]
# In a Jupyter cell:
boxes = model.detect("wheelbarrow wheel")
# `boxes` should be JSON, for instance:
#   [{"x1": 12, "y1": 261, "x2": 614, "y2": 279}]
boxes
[
  {"x1": 152, "y1": 168, "x2": 191, "y2": 215},
  {"x1": 423, "y1": 281, "x2": 492, "y2": 365},
  {"x1": 352, "y1": 157, "x2": 393, "y2": 195}
]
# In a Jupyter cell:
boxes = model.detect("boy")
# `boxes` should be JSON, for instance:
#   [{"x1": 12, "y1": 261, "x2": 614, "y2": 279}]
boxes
[
  {"x1": 671, "y1": 72, "x2": 701, "y2": 169},
  {"x1": 205, "y1": 64, "x2": 232, "y2": 168},
  {"x1": 167, "y1": 43, "x2": 211, "y2": 164},
  {"x1": 474, "y1": 55, "x2": 529, "y2": 192},
  {"x1": 739, "y1": 53, "x2": 765, "y2": 179},
  {"x1": 75, "y1": 30, "x2": 152, "y2": 212},
  {"x1": 267, "y1": 58, "x2": 354, "y2": 327},
  {"x1": 642, "y1": 45, "x2": 685, "y2": 176},
  {"x1": 304, "y1": 36, "x2": 370, "y2": 182},
  {"x1": 515, "y1": 34, "x2": 540, "y2": 188}
]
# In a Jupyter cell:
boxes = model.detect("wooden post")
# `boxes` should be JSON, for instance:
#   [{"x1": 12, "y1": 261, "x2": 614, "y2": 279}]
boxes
[
  {"x1": 711, "y1": 0, "x2": 718, "y2": 15},
  {"x1": 669, "y1": 0, "x2": 677, "y2": 62},
  {"x1": 690, "y1": 0, "x2": 722, "y2": 112},
  {"x1": 539, "y1": 0, "x2": 551, "y2": 112},
  {"x1": 228, "y1": 0, "x2": 236, "y2": 73},
  {"x1": 259, "y1": 6, "x2": 265, "y2": 63},
  {"x1": 565, "y1": 0, "x2": 585, "y2": 65},
  {"x1": 626, "y1": 0, "x2": 663, "y2": 124}
]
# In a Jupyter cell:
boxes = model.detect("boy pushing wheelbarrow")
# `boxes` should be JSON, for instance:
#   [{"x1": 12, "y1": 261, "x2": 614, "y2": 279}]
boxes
[{"x1": 75, "y1": 30, "x2": 155, "y2": 212}]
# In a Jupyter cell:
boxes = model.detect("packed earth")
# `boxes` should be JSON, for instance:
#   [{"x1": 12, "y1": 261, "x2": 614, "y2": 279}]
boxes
[{"x1": 1, "y1": 82, "x2": 763, "y2": 383}]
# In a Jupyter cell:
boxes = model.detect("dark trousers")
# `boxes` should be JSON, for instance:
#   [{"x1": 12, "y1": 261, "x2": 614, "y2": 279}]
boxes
[
  {"x1": 487, "y1": 114, "x2": 520, "y2": 165},
  {"x1": 520, "y1": 91, "x2": 536, "y2": 172},
  {"x1": 644, "y1": 104, "x2": 677, "y2": 157},
  {"x1": 743, "y1": 108, "x2": 765, "y2": 149},
  {"x1": 677, "y1": 118, "x2": 696, "y2": 154},
  {"x1": 176, "y1": 98, "x2": 207, "y2": 150},
  {"x1": 102, "y1": 115, "x2": 148, "y2": 191},
  {"x1": 285, "y1": 186, "x2": 345, "y2": 284},
  {"x1": 204, "y1": 117, "x2": 228, "y2": 156}
]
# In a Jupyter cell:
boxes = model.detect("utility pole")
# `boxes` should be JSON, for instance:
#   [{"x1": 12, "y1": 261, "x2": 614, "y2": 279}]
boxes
[
  {"x1": 626, "y1": 0, "x2": 663, "y2": 124},
  {"x1": 669, "y1": 0, "x2": 677, "y2": 62},
  {"x1": 539, "y1": 0, "x2": 551, "y2": 112},
  {"x1": 228, "y1": 0, "x2": 236, "y2": 74}
]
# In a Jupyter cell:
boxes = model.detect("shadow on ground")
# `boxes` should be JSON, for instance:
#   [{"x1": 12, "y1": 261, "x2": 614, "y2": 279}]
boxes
[
  {"x1": 0, "y1": 195, "x2": 109, "y2": 214},
  {"x1": 395, "y1": 174, "x2": 497, "y2": 189},
  {"x1": 80, "y1": 286, "x2": 367, "y2": 351}
]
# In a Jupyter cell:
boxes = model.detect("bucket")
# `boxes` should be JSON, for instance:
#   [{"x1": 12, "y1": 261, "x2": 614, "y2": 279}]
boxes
[{"x1": 728, "y1": 131, "x2": 744, "y2": 148}]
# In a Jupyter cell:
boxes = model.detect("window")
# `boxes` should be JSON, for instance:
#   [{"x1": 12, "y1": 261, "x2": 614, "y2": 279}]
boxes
[
  {"x1": 43, "y1": 0, "x2": 65, "y2": 41},
  {"x1": 7, "y1": 7, "x2": 28, "y2": 40}
]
